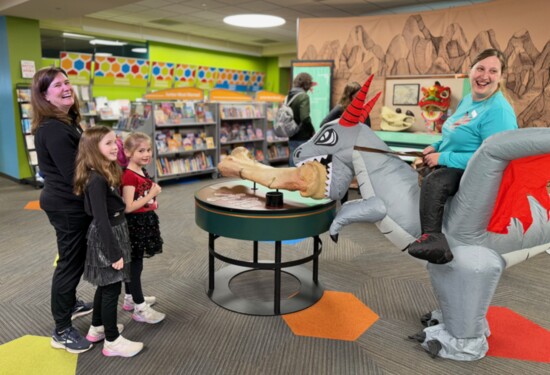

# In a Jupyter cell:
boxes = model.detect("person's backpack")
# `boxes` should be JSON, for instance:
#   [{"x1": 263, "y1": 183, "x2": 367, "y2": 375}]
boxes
[{"x1": 273, "y1": 93, "x2": 304, "y2": 138}]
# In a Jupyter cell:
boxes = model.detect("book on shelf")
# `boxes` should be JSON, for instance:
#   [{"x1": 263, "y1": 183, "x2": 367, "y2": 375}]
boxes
[
  {"x1": 20, "y1": 103, "x2": 32, "y2": 118},
  {"x1": 29, "y1": 151, "x2": 38, "y2": 165},
  {"x1": 16, "y1": 88, "x2": 31, "y2": 102},
  {"x1": 25, "y1": 134, "x2": 35, "y2": 149},
  {"x1": 205, "y1": 136, "x2": 215, "y2": 149},
  {"x1": 21, "y1": 119, "x2": 31, "y2": 134},
  {"x1": 80, "y1": 86, "x2": 91, "y2": 101}
]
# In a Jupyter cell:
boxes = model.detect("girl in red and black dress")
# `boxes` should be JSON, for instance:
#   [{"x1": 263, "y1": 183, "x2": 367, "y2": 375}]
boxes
[{"x1": 120, "y1": 132, "x2": 166, "y2": 324}]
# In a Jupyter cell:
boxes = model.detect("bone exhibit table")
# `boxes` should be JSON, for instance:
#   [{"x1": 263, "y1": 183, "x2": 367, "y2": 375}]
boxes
[{"x1": 195, "y1": 179, "x2": 336, "y2": 315}]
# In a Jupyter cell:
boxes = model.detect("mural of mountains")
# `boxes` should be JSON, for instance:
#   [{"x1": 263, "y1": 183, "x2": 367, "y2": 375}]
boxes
[{"x1": 302, "y1": 15, "x2": 550, "y2": 127}]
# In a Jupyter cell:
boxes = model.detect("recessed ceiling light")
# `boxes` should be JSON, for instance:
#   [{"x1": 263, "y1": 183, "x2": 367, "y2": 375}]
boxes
[
  {"x1": 90, "y1": 39, "x2": 127, "y2": 46},
  {"x1": 223, "y1": 14, "x2": 285, "y2": 28},
  {"x1": 132, "y1": 48, "x2": 148, "y2": 53},
  {"x1": 94, "y1": 52, "x2": 113, "y2": 57},
  {"x1": 62, "y1": 32, "x2": 94, "y2": 40}
]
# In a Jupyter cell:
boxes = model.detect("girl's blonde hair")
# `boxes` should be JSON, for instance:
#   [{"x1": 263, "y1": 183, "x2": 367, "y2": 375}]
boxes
[
  {"x1": 30, "y1": 67, "x2": 81, "y2": 134},
  {"x1": 74, "y1": 126, "x2": 122, "y2": 196},
  {"x1": 124, "y1": 132, "x2": 152, "y2": 158}
]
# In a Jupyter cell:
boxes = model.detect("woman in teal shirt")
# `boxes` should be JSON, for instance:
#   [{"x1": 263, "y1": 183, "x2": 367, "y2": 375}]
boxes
[{"x1": 407, "y1": 49, "x2": 518, "y2": 264}]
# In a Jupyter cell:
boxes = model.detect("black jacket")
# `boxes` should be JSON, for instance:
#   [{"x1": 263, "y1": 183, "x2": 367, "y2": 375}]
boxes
[{"x1": 34, "y1": 117, "x2": 85, "y2": 212}]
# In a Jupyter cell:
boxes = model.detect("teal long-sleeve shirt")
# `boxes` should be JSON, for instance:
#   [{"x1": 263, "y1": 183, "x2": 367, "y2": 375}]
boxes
[{"x1": 431, "y1": 91, "x2": 518, "y2": 169}]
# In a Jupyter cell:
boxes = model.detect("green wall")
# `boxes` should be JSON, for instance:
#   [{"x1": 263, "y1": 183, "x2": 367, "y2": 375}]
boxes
[
  {"x1": 149, "y1": 42, "x2": 282, "y2": 95},
  {"x1": 0, "y1": 17, "x2": 42, "y2": 179}
]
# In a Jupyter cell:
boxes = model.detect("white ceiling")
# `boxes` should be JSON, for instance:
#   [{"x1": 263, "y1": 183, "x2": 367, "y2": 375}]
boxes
[{"x1": 0, "y1": 0, "x2": 490, "y2": 56}]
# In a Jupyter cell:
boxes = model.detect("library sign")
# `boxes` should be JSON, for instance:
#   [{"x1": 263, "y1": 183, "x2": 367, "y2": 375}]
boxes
[{"x1": 144, "y1": 87, "x2": 204, "y2": 101}]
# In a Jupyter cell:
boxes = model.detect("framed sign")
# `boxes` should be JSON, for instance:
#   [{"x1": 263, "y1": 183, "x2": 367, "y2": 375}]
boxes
[
  {"x1": 392, "y1": 83, "x2": 420, "y2": 106},
  {"x1": 291, "y1": 60, "x2": 333, "y2": 131}
]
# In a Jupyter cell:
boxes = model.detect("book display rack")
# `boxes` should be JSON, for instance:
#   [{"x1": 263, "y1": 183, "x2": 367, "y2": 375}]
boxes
[
  {"x1": 218, "y1": 102, "x2": 266, "y2": 163},
  {"x1": 152, "y1": 101, "x2": 218, "y2": 182},
  {"x1": 15, "y1": 84, "x2": 43, "y2": 188}
]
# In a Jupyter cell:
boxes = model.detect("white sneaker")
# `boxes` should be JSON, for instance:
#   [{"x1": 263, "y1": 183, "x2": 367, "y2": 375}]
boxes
[
  {"x1": 132, "y1": 303, "x2": 166, "y2": 324},
  {"x1": 123, "y1": 295, "x2": 156, "y2": 311},
  {"x1": 102, "y1": 335, "x2": 143, "y2": 357},
  {"x1": 86, "y1": 324, "x2": 124, "y2": 343}
]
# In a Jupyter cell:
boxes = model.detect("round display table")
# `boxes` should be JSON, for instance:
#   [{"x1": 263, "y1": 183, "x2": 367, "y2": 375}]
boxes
[{"x1": 195, "y1": 179, "x2": 336, "y2": 315}]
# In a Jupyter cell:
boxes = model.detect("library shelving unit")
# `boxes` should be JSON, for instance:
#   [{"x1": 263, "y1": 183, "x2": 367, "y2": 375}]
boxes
[
  {"x1": 114, "y1": 101, "x2": 156, "y2": 178},
  {"x1": 15, "y1": 83, "x2": 43, "y2": 188},
  {"x1": 218, "y1": 102, "x2": 266, "y2": 163},
  {"x1": 152, "y1": 101, "x2": 218, "y2": 182},
  {"x1": 73, "y1": 85, "x2": 96, "y2": 129},
  {"x1": 256, "y1": 91, "x2": 288, "y2": 165},
  {"x1": 264, "y1": 101, "x2": 290, "y2": 164}
]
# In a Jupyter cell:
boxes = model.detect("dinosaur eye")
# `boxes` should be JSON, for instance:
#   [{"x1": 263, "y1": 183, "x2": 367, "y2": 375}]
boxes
[
  {"x1": 316, "y1": 129, "x2": 338, "y2": 146},
  {"x1": 440, "y1": 90, "x2": 450, "y2": 99}
]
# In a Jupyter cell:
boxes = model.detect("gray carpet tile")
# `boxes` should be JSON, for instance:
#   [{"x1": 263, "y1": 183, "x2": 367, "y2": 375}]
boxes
[{"x1": 1, "y1": 176, "x2": 550, "y2": 374}]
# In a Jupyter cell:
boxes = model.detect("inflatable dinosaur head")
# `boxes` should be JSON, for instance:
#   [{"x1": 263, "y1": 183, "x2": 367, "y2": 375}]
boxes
[
  {"x1": 419, "y1": 81, "x2": 451, "y2": 133},
  {"x1": 294, "y1": 75, "x2": 381, "y2": 200}
]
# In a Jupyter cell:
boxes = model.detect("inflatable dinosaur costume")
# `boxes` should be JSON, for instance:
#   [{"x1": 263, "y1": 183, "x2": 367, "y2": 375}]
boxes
[{"x1": 218, "y1": 77, "x2": 550, "y2": 360}]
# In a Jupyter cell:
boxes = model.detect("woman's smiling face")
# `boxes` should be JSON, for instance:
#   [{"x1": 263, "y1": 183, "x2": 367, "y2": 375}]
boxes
[
  {"x1": 44, "y1": 72, "x2": 74, "y2": 113},
  {"x1": 469, "y1": 55, "x2": 502, "y2": 101}
]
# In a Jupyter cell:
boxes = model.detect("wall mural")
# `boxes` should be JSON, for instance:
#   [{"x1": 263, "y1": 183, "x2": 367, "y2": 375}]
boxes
[{"x1": 298, "y1": 0, "x2": 550, "y2": 128}]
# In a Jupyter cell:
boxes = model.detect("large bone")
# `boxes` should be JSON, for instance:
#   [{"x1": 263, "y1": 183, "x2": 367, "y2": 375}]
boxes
[{"x1": 217, "y1": 147, "x2": 328, "y2": 199}]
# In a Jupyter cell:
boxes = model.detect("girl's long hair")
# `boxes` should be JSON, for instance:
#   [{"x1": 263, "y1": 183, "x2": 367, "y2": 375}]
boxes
[
  {"x1": 30, "y1": 67, "x2": 81, "y2": 134},
  {"x1": 74, "y1": 126, "x2": 122, "y2": 196}
]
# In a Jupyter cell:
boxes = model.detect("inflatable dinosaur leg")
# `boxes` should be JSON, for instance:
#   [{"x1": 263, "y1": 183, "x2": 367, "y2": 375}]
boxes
[
  {"x1": 422, "y1": 245, "x2": 505, "y2": 360},
  {"x1": 328, "y1": 197, "x2": 387, "y2": 241}
]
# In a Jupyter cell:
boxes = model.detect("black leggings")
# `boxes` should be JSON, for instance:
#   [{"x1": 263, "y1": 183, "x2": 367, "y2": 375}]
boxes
[
  {"x1": 419, "y1": 167, "x2": 464, "y2": 233},
  {"x1": 124, "y1": 258, "x2": 144, "y2": 305},
  {"x1": 91, "y1": 282, "x2": 121, "y2": 342}
]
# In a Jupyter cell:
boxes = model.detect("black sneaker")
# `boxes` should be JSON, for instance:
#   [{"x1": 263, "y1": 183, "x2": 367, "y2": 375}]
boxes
[
  {"x1": 406, "y1": 233, "x2": 454, "y2": 264},
  {"x1": 51, "y1": 327, "x2": 93, "y2": 354},
  {"x1": 71, "y1": 299, "x2": 93, "y2": 320}
]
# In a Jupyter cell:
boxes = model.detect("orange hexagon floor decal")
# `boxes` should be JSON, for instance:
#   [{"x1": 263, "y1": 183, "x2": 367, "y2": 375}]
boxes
[
  {"x1": 282, "y1": 291, "x2": 379, "y2": 341},
  {"x1": 24, "y1": 200, "x2": 41, "y2": 210},
  {"x1": 0, "y1": 335, "x2": 77, "y2": 374}
]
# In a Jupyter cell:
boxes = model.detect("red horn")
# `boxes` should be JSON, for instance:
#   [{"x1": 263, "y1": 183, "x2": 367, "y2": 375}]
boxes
[
  {"x1": 359, "y1": 91, "x2": 382, "y2": 124},
  {"x1": 339, "y1": 75, "x2": 375, "y2": 127}
]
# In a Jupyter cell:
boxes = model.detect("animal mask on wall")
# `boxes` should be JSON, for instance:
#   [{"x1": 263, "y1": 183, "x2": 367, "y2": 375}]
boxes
[{"x1": 418, "y1": 81, "x2": 451, "y2": 133}]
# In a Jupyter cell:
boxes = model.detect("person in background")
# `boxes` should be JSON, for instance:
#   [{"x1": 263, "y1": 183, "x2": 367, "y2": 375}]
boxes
[
  {"x1": 74, "y1": 126, "x2": 143, "y2": 357},
  {"x1": 320, "y1": 81, "x2": 371, "y2": 127},
  {"x1": 406, "y1": 49, "x2": 518, "y2": 264},
  {"x1": 120, "y1": 132, "x2": 166, "y2": 324},
  {"x1": 288, "y1": 72, "x2": 316, "y2": 167},
  {"x1": 31, "y1": 67, "x2": 93, "y2": 354}
]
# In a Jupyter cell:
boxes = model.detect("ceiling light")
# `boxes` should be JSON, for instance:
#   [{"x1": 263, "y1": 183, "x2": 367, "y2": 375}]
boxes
[
  {"x1": 94, "y1": 52, "x2": 113, "y2": 57},
  {"x1": 223, "y1": 14, "x2": 285, "y2": 28},
  {"x1": 132, "y1": 48, "x2": 148, "y2": 53},
  {"x1": 62, "y1": 32, "x2": 94, "y2": 40},
  {"x1": 90, "y1": 39, "x2": 127, "y2": 46}
]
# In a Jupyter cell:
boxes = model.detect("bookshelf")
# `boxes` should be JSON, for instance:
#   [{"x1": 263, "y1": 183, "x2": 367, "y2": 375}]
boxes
[
  {"x1": 73, "y1": 85, "x2": 96, "y2": 129},
  {"x1": 15, "y1": 83, "x2": 43, "y2": 188},
  {"x1": 115, "y1": 101, "x2": 156, "y2": 178},
  {"x1": 218, "y1": 102, "x2": 267, "y2": 163},
  {"x1": 152, "y1": 101, "x2": 218, "y2": 182},
  {"x1": 264, "y1": 101, "x2": 289, "y2": 164}
]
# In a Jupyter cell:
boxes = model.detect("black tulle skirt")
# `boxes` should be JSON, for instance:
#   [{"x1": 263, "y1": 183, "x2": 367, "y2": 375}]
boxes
[
  {"x1": 83, "y1": 220, "x2": 132, "y2": 286},
  {"x1": 126, "y1": 211, "x2": 163, "y2": 259}
]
